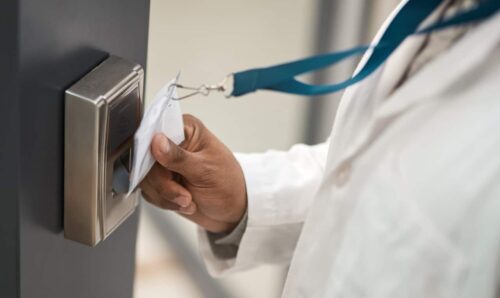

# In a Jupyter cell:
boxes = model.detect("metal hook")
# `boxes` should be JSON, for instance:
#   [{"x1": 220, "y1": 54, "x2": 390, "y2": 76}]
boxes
[{"x1": 171, "y1": 75, "x2": 233, "y2": 100}]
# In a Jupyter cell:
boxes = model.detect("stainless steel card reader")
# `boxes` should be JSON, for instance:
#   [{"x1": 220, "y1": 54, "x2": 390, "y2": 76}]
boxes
[{"x1": 64, "y1": 56, "x2": 143, "y2": 246}]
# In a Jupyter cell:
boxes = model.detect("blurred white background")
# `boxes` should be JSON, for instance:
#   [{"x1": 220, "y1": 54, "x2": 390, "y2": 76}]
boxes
[{"x1": 134, "y1": 1, "x2": 399, "y2": 297}]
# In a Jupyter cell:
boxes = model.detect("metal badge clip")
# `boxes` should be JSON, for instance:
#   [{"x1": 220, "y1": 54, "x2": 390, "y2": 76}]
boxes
[{"x1": 172, "y1": 75, "x2": 233, "y2": 100}]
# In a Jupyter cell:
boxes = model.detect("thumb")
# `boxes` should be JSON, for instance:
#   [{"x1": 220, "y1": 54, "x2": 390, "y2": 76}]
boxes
[{"x1": 151, "y1": 133, "x2": 198, "y2": 177}]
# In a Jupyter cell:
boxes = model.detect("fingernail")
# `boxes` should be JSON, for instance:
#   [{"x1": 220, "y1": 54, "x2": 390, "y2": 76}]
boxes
[
  {"x1": 175, "y1": 196, "x2": 190, "y2": 208},
  {"x1": 159, "y1": 135, "x2": 170, "y2": 154},
  {"x1": 179, "y1": 203, "x2": 196, "y2": 215}
]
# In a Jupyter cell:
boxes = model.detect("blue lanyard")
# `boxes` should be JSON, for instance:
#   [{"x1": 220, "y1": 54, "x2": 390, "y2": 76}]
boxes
[{"x1": 231, "y1": 0, "x2": 499, "y2": 97}]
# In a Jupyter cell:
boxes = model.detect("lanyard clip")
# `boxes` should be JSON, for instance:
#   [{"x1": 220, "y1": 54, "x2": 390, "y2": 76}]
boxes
[{"x1": 172, "y1": 75, "x2": 233, "y2": 101}]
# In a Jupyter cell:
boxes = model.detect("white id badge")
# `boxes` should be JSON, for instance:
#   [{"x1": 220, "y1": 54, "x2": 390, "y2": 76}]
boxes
[{"x1": 128, "y1": 74, "x2": 185, "y2": 195}]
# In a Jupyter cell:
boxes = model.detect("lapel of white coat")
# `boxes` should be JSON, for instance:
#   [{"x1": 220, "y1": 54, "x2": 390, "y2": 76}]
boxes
[
  {"x1": 375, "y1": 12, "x2": 500, "y2": 119},
  {"x1": 324, "y1": 0, "x2": 410, "y2": 175},
  {"x1": 326, "y1": 11, "x2": 500, "y2": 177}
]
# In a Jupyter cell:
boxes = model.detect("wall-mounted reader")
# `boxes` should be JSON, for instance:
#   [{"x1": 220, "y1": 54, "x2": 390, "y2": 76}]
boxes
[{"x1": 64, "y1": 56, "x2": 143, "y2": 246}]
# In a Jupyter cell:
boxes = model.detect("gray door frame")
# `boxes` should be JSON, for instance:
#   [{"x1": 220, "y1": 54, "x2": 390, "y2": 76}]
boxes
[
  {"x1": 0, "y1": 1, "x2": 149, "y2": 297},
  {"x1": 0, "y1": 0, "x2": 20, "y2": 297}
]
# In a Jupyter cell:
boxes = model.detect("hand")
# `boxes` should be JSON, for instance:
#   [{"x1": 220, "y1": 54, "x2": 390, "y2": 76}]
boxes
[{"x1": 140, "y1": 114, "x2": 247, "y2": 233}]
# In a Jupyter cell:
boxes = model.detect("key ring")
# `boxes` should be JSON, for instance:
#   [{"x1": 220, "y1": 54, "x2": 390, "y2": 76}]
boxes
[{"x1": 172, "y1": 75, "x2": 233, "y2": 100}]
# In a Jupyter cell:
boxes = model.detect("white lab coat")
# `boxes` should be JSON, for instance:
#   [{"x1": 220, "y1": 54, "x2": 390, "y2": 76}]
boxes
[{"x1": 199, "y1": 2, "x2": 500, "y2": 297}]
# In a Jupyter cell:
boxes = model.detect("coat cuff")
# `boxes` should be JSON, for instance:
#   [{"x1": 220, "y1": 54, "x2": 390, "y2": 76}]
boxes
[
  {"x1": 204, "y1": 210, "x2": 248, "y2": 260},
  {"x1": 198, "y1": 152, "x2": 299, "y2": 276}
]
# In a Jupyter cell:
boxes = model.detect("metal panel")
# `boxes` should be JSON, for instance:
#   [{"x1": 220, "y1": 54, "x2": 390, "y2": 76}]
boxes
[{"x1": 64, "y1": 56, "x2": 143, "y2": 246}]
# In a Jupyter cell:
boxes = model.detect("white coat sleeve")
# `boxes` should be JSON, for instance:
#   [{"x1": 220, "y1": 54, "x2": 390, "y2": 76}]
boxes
[{"x1": 198, "y1": 142, "x2": 328, "y2": 275}]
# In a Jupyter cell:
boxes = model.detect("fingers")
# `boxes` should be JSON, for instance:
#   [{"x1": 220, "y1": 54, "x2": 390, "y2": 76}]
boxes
[
  {"x1": 151, "y1": 134, "x2": 200, "y2": 178},
  {"x1": 148, "y1": 164, "x2": 191, "y2": 207},
  {"x1": 140, "y1": 163, "x2": 197, "y2": 215},
  {"x1": 141, "y1": 181, "x2": 181, "y2": 210}
]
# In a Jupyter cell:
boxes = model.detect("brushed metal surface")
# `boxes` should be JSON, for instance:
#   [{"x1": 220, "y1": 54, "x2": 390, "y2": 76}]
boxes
[{"x1": 64, "y1": 55, "x2": 143, "y2": 246}]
